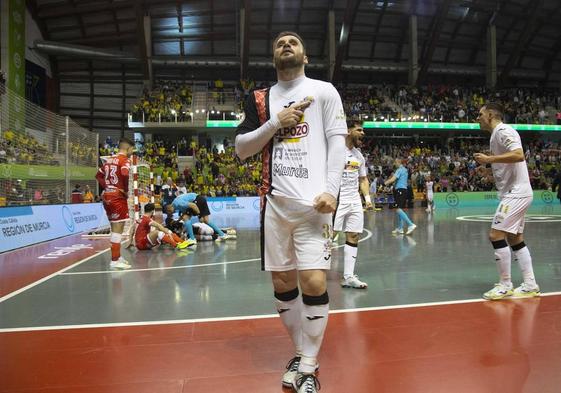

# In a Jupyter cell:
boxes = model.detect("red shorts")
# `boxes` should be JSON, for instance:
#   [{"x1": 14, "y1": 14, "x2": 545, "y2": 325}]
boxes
[
  {"x1": 135, "y1": 233, "x2": 159, "y2": 250},
  {"x1": 102, "y1": 192, "x2": 129, "y2": 222}
]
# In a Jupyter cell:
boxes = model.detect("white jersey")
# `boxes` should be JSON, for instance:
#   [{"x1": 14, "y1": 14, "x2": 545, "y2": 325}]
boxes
[
  {"x1": 339, "y1": 147, "x2": 367, "y2": 204},
  {"x1": 489, "y1": 123, "x2": 532, "y2": 198},
  {"x1": 268, "y1": 76, "x2": 347, "y2": 205},
  {"x1": 426, "y1": 181, "x2": 434, "y2": 200},
  {"x1": 193, "y1": 222, "x2": 213, "y2": 235}
]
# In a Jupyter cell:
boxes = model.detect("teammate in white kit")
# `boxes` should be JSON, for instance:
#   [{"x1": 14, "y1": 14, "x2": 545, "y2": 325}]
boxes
[
  {"x1": 425, "y1": 177, "x2": 434, "y2": 213},
  {"x1": 235, "y1": 32, "x2": 347, "y2": 393},
  {"x1": 474, "y1": 103, "x2": 540, "y2": 300},
  {"x1": 333, "y1": 119, "x2": 371, "y2": 289}
]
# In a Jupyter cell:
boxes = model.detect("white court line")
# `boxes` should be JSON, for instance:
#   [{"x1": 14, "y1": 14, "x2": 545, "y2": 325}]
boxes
[
  {"x1": 1, "y1": 290, "x2": 559, "y2": 333},
  {"x1": 60, "y1": 229, "x2": 373, "y2": 276},
  {"x1": 61, "y1": 257, "x2": 260, "y2": 275},
  {"x1": 0, "y1": 229, "x2": 373, "y2": 302},
  {"x1": 0, "y1": 247, "x2": 110, "y2": 304}
]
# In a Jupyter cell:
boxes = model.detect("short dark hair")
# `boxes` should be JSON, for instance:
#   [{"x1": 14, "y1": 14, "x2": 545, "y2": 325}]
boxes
[
  {"x1": 273, "y1": 31, "x2": 306, "y2": 53},
  {"x1": 483, "y1": 102, "x2": 504, "y2": 119},
  {"x1": 346, "y1": 119, "x2": 363, "y2": 129},
  {"x1": 144, "y1": 203, "x2": 155, "y2": 213},
  {"x1": 119, "y1": 137, "x2": 134, "y2": 148}
]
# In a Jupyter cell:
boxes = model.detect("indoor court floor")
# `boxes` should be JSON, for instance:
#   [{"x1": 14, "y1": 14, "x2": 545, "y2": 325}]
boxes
[{"x1": 1, "y1": 205, "x2": 561, "y2": 393}]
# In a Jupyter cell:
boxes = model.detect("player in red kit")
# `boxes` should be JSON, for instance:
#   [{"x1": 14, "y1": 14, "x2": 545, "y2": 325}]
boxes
[
  {"x1": 95, "y1": 137, "x2": 134, "y2": 270},
  {"x1": 134, "y1": 203, "x2": 190, "y2": 250}
]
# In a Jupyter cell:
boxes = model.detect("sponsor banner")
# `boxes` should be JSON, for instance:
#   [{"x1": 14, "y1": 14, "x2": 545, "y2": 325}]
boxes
[
  {"x1": 206, "y1": 197, "x2": 260, "y2": 229},
  {"x1": 0, "y1": 164, "x2": 97, "y2": 180},
  {"x1": 0, "y1": 203, "x2": 109, "y2": 253},
  {"x1": 434, "y1": 190, "x2": 557, "y2": 209},
  {"x1": 6, "y1": 0, "x2": 26, "y2": 131}
]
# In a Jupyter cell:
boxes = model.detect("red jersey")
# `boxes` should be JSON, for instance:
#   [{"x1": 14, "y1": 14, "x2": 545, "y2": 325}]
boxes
[
  {"x1": 96, "y1": 153, "x2": 130, "y2": 195},
  {"x1": 134, "y1": 215, "x2": 153, "y2": 247}
]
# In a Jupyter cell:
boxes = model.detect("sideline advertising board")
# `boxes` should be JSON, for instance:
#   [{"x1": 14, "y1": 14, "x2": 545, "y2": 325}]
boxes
[
  {"x1": 433, "y1": 190, "x2": 557, "y2": 209},
  {"x1": 0, "y1": 203, "x2": 109, "y2": 253},
  {"x1": 206, "y1": 197, "x2": 260, "y2": 229}
]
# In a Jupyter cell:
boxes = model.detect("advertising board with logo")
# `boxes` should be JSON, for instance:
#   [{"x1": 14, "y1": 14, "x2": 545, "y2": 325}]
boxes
[
  {"x1": 206, "y1": 197, "x2": 260, "y2": 229},
  {"x1": 0, "y1": 203, "x2": 109, "y2": 253},
  {"x1": 434, "y1": 190, "x2": 557, "y2": 209}
]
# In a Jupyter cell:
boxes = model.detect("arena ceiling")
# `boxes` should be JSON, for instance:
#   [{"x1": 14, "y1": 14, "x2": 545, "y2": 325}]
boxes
[
  {"x1": 30, "y1": 0, "x2": 561, "y2": 86},
  {"x1": 25, "y1": 0, "x2": 561, "y2": 135}
]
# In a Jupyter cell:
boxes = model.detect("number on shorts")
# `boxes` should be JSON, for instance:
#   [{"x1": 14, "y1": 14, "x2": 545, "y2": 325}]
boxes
[{"x1": 322, "y1": 223, "x2": 332, "y2": 239}]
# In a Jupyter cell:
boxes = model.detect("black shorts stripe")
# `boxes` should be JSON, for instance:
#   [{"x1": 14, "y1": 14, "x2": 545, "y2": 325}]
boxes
[{"x1": 260, "y1": 196, "x2": 267, "y2": 271}]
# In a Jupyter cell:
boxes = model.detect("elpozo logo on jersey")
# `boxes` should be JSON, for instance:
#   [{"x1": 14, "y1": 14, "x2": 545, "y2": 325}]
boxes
[{"x1": 276, "y1": 122, "x2": 310, "y2": 142}]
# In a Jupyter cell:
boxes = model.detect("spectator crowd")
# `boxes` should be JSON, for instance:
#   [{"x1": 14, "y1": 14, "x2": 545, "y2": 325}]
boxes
[{"x1": 130, "y1": 80, "x2": 561, "y2": 126}]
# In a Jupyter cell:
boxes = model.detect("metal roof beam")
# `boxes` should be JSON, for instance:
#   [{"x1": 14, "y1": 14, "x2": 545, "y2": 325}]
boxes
[
  {"x1": 331, "y1": 0, "x2": 360, "y2": 81},
  {"x1": 394, "y1": 1, "x2": 417, "y2": 63},
  {"x1": 417, "y1": 0, "x2": 452, "y2": 85},
  {"x1": 444, "y1": 0, "x2": 477, "y2": 65},
  {"x1": 240, "y1": 0, "x2": 252, "y2": 79},
  {"x1": 369, "y1": 0, "x2": 388, "y2": 61},
  {"x1": 497, "y1": 0, "x2": 543, "y2": 86},
  {"x1": 135, "y1": 3, "x2": 152, "y2": 85}
]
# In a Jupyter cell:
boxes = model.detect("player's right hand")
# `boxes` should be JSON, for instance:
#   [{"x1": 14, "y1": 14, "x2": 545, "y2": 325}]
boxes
[
  {"x1": 313, "y1": 192, "x2": 337, "y2": 214},
  {"x1": 276, "y1": 100, "x2": 311, "y2": 128}
]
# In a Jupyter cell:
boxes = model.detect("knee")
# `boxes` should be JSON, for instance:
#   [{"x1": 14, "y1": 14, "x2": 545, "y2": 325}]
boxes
[
  {"x1": 299, "y1": 272, "x2": 327, "y2": 296},
  {"x1": 272, "y1": 271, "x2": 297, "y2": 293},
  {"x1": 506, "y1": 233, "x2": 523, "y2": 245},
  {"x1": 488, "y1": 230, "x2": 505, "y2": 243},
  {"x1": 346, "y1": 232, "x2": 359, "y2": 245}
]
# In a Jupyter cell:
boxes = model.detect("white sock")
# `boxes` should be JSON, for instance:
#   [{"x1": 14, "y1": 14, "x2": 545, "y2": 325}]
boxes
[
  {"x1": 343, "y1": 242, "x2": 358, "y2": 278},
  {"x1": 299, "y1": 293, "x2": 329, "y2": 374},
  {"x1": 274, "y1": 289, "x2": 302, "y2": 355},
  {"x1": 512, "y1": 243, "x2": 537, "y2": 287},
  {"x1": 492, "y1": 240, "x2": 511, "y2": 286}
]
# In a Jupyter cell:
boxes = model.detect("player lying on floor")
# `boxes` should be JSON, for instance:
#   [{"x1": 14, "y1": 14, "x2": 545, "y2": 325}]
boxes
[
  {"x1": 134, "y1": 203, "x2": 190, "y2": 250},
  {"x1": 178, "y1": 208, "x2": 237, "y2": 241},
  {"x1": 165, "y1": 193, "x2": 236, "y2": 244},
  {"x1": 165, "y1": 207, "x2": 237, "y2": 241}
]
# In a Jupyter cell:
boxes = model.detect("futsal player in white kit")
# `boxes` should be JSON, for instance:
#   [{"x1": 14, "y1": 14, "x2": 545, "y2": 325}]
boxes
[
  {"x1": 425, "y1": 177, "x2": 434, "y2": 213},
  {"x1": 474, "y1": 103, "x2": 540, "y2": 300},
  {"x1": 333, "y1": 119, "x2": 371, "y2": 289},
  {"x1": 235, "y1": 32, "x2": 347, "y2": 393}
]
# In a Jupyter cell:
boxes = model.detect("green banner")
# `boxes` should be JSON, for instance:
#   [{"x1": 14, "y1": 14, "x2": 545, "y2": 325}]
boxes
[
  {"x1": 362, "y1": 121, "x2": 561, "y2": 132},
  {"x1": 7, "y1": 0, "x2": 26, "y2": 132},
  {"x1": 434, "y1": 190, "x2": 557, "y2": 209},
  {"x1": 202, "y1": 120, "x2": 561, "y2": 132},
  {"x1": 0, "y1": 164, "x2": 97, "y2": 181}
]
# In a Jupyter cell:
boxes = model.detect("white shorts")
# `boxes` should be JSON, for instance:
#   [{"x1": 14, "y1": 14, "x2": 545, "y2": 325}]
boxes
[
  {"x1": 491, "y1": 196, "x2": 533, "y2": 234},
  {"x1": 333, "y1": 202, "x2": 364, "y2": 233},
  {"x1": 193, "y1": 222, "x2": 214, "y2": 236},
  {"x1": 262, "y1": 195, "x2": 332, "y2": 272}
]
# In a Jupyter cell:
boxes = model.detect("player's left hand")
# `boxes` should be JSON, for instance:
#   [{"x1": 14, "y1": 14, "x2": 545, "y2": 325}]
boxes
[
  {"x1": 474, "y1": 153, "x2": 492, "y2": 164},
  {"x1": 313, "y1": 193, "x2": 337, "y2": 213},
  {"x1": 365, "y1": 202, "x2": 374, "y2": 210}
]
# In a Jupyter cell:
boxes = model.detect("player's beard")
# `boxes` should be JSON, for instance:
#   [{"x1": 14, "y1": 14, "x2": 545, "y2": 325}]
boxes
[{"x1": 274, "y1": 51, "x2": 305, "y2": 71}]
